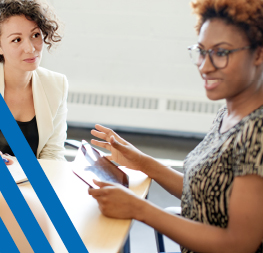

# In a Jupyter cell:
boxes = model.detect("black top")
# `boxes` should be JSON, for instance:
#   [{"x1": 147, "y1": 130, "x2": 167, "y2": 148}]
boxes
[{"x1": 0, "y1": 116, "x2": 39, "y2": 156}]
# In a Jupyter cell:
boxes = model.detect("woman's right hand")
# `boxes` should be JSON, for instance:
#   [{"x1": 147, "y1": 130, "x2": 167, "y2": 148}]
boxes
[
  {"x1": 91, "y1": 124, "x2": 147, "y2": 171},
  {"x1": 0, "y1": 151, "x2": 14, "y2": 165}
]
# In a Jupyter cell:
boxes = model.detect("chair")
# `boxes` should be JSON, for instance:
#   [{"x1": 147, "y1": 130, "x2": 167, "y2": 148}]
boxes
[
  {"x1": 64, "y1": 139, "x2": 131, "y2": 253},
  {"x1": 64, "y1": 139, "x2": 82, "y2": 149},
  {"x1": 154, "y1": 206, "x2": 181, "y2": 253}
]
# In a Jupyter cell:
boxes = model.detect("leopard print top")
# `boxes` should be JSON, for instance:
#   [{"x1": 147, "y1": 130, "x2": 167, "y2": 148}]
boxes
[{"x1": 180, "y1": 106, "x2": 263, "y2": 253}]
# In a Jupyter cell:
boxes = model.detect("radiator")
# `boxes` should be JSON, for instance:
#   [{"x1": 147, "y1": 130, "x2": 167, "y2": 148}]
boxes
[{"x1": 67, "y1": 90, "x2": 224, "y2": 138}]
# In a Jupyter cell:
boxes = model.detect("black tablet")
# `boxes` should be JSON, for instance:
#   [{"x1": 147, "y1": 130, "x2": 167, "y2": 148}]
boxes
[{"x1": 72, "y1": 140, "x2": 129, "y2": 189}]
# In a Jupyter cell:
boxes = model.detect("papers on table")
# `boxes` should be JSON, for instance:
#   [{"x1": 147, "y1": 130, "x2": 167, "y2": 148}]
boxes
[{"x1": 6, "y1": 161, "x2": 28, "y2": 184}]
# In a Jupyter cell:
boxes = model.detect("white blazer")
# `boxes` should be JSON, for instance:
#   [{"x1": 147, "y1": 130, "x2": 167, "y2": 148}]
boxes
[{"x1": 0, "y1": 63, "x2": 68, "y2": 161}]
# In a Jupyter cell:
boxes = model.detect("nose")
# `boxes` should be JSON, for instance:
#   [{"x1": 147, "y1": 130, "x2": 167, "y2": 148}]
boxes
[
  {"x1": 198, "y1": 53, "x2": 216, "y2": 74},
  {"x1": 23, "y1": 39, "x2": 35, "y2": 54}
]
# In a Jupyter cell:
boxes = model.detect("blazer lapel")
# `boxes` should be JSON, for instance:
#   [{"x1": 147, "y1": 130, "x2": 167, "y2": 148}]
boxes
[{"x1": 32, "y1": 70, "x2": 53, "y2": 158}]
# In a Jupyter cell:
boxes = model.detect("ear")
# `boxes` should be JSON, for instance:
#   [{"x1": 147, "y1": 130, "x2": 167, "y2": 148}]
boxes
[{"x1": 254, "y1": 47, "x2": 263, "y2": 66}]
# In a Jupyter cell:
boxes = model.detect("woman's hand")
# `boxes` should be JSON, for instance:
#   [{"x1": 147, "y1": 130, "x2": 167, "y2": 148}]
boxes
[
  {"x1": 88, "y1": 180, "x2": 142, "y2": 219},
  {"x1": 0, "y1": 151, "x2": 14, "y2": 165},
  {"x1": 91, "y1": 124, "x2": 184, "y2": 198},
  {"x1": 91, "y1": 124, "x2": 147, "y2": 171}
]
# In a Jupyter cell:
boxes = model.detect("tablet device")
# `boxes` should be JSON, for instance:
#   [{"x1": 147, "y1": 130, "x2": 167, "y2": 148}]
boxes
[{"x1": 72, "y1": 140, "x2": 129, "y2": 189}]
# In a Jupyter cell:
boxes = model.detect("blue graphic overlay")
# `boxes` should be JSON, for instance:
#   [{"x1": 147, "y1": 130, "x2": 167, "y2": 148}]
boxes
[
  {"x1": 0, "y1": 157, "x2": 53, "y2": 252},
  {"x1": 0, "y1": 217, "x2": 20, "y2": 253},
  {"x1": 0, "y1": 95, "x2": 88, "y2": 252}
]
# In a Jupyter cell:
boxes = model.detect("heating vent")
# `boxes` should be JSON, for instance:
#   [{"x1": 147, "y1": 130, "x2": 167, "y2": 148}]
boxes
[
  {"x1": 167, "y1": 100, "x2": 224, "y2": 114},
  {"x1": 67, "y1": 91, "x2": 224, "y2": 136},
  {"x1": 68, "y1": 91, "x2": 225, "y2": 114},
  {"x1": 68, "y1": 92, "x2": 158, "y2": 110}
]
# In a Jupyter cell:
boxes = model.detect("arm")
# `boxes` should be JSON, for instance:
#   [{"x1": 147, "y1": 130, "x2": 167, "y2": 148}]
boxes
[
  {"x1": 91, "y1": 124, "x2": 183, "y2": 198},
  {"x1": 90, "y1": 174, "x2": 263, "y2": 253},
  {"x1": 137, "y1": 155, "x2": 184, "y2": 199},
  {"x1": 38, "y1": 76, "x2": 68, "y2": 161}
]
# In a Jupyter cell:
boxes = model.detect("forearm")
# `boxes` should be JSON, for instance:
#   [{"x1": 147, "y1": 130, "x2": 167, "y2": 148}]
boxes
[
  {"x1": 134, "y1": 199, "x2": 256, "y2": 253},
  {"x1": 139, "y1": 154, "x2": 184, "y2": 199}
]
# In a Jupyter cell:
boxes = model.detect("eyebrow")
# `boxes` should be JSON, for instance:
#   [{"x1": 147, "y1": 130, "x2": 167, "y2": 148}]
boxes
[
  {"x1": 198, "y1": 42, "x2": 234, "y2": 48},
  {"x1": 7, "y1": 26, "x2": 39, "y2": 38}
]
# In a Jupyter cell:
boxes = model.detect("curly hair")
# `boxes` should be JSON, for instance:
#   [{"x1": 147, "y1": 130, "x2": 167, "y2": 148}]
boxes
[
  {"x1": 191, "y1": 0, "x2": 263, "y2": 49},
  {"x1": 0, "y1": 0, "x2": 62, "y2": 62}
]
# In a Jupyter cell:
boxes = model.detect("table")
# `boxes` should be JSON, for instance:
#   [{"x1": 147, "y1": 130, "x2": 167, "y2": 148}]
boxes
[{"x1": 0, "y1": 159, "x2": 151, "y2": 253}]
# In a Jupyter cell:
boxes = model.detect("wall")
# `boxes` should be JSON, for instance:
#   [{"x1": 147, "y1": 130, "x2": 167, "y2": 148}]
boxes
[{"x1": 41, "y1": 0, "x2": 222, "y2": 136}]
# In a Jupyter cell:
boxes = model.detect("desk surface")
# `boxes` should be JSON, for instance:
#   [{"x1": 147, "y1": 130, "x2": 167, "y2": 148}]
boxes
[{"x1": 0, "y1": 159, "x2": 151, "y2": 253}]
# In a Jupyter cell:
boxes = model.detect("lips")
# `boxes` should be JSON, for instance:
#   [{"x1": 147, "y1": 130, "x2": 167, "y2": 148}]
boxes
[
  {"x1": 204, "y1": 79, "x2": 222, "y2": 90},
  {"x1": 23, "y1": 56, "x2": 37, "y2": 63}
]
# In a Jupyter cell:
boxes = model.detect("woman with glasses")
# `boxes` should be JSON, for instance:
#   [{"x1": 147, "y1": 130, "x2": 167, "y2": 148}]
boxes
[
  {"x1": 0, "y1": 0, "x2": 68, "y2": 163},
  {"x1": 89, "y1": 0, "x2": 263, "y2": 252}
]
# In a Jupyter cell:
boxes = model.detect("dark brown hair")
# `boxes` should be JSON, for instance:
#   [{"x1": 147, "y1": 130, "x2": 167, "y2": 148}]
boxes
[
  {"x1": 0, "y1": 0, "x2": 62, "y2": 62},
  {"x1": 191, "y1": 0, "x2": 263, "y2": 49}
]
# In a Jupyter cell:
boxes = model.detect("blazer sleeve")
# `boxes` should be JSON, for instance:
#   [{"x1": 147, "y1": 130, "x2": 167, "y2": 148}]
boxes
[{"x1": 38, "y1": 75, "x2": 68, "y2": 161}]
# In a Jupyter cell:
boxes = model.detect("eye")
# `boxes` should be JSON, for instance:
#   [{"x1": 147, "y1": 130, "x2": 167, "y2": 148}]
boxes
[
  {"x1": 214, "y1": 48, "x2": 229, "y2": 57},
  {"x1": 198, "y1": 48, "x2": 206, "y2": 56},
  {"x1": 12, "y1": 38, "x2": 21, "y2": 43},
  {"x1": 32, "y1": 32, "x2": 41, "y2": 39}
]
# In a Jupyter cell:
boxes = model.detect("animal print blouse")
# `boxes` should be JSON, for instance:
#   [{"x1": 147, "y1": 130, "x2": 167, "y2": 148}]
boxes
[{"x1": 181, "y1": 106, "x2": 263, "y2": 253}]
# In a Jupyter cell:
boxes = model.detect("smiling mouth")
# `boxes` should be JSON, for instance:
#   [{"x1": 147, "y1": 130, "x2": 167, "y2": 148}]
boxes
[
  {"x1": 205, "y1": 79, "x2": 222, "y2": 90},
  {"x1": 207, "y1": 80, "x2": 219, "y2": 85}
]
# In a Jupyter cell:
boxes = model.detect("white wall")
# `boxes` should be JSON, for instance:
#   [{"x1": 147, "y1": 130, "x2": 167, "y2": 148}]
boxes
[
  {"x1": 41, "y1": 0, "x2": 220, "y2": 136},
  {"x1": 42, "y1": 0, "x2": 204, "y2": 97}
]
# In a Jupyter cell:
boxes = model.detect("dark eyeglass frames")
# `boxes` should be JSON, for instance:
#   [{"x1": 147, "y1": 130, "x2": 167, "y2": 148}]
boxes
[{"x1": 188, "y1": 44, "x2": 251, "y2": 69}]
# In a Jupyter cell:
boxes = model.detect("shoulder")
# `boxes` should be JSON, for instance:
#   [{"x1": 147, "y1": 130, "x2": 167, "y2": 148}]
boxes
[
  {"x1": 36, "y1": 67, "x2": 64, "y2": 77},
  {"x1": 244, "y1": 105, "x2": 263, "y2": 124},
  {"x1": 232, "y1": 107, "x2": 263, "y2": 177},
  {"x1": 232, "y1": 106, "x2": 263, "y2": 158},
  {"x1": 36, "y1": 66, "x2": 66, "y2": 80},
  {"x1": 237, "y1": 106, "x2": 263, "y2": 141},
  {"x1": 34, "y1": 66, "x2": 68, "y2": 98}
]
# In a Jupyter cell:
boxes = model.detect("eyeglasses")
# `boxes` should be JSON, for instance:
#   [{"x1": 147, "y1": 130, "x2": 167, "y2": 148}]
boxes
[{"x1": 188, "y1": 44, "x2": 251, "y2": 69}]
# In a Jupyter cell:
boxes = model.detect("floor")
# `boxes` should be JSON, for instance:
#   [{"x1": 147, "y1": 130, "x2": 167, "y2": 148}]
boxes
[{"x1": 66, "y1": 126, "x2": 202, "y2": 253}]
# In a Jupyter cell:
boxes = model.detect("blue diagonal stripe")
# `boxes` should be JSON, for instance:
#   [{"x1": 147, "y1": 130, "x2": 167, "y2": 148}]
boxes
[
  {"x1": 0, "y1": 94, "x2": 88, "y2": 252},
  {"x1": 0, "y1": 158, "x2": 54, "y2": 252},
  {"x1": 0, "y1": 217, "x2": 20, "y2": 253}
]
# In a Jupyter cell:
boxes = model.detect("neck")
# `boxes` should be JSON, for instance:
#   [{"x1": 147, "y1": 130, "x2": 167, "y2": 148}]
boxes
[
  {"x1": 226, "y1": 81, "x2": 263, "y2": 119},
  {"x1": 3, "y1": 64, "x2": 33, "y2": 90}
]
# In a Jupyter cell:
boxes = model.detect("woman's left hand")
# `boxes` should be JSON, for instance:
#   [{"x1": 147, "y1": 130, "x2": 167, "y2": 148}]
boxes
[{"x1": 88, "y1": 180, "x2": 141, "y2": 219}]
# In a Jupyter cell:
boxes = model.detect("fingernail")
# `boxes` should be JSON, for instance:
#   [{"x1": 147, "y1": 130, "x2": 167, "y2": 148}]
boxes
[{"x1": 2, "y1": 158, "x2": 9, "y2": 163}]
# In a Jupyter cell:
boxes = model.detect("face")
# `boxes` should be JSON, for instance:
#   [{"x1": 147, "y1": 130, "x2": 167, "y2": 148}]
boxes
[
  {"x1": 0, "y1": 15, "x2": 43, "y2": 73},
  {"x1": 197, "y1": 18, "x2": 261, "y2": 101}
]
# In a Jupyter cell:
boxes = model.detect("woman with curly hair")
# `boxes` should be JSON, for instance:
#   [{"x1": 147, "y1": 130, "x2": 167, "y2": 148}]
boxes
[
  {"x1": 88, "y1": 0, "x2": 263, "y2": 252},
  {"x1": 0, "y1": 0, "x2": 68, "y2": 162}
]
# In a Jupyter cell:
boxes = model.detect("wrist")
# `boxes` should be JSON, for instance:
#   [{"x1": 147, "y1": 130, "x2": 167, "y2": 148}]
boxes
[
  {"x1": 136, "y1": 153, "x2": 151, "y2": 173},
  {"x1": 138, "y1": 154, "x2": 164, "y2": 179},
  {"x1": 131, "y1": 196, "x2": 150, "y2": 222}
]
